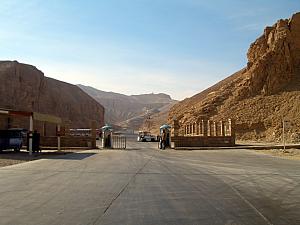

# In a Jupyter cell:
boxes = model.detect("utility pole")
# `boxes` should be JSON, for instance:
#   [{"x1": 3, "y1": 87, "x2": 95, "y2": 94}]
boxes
[
  {"x1": 282, "y1": 118, "x2": 290, "y2": 151},
  {"x1": 282, "y1": 118, "x2": 286, "y2": 151}
]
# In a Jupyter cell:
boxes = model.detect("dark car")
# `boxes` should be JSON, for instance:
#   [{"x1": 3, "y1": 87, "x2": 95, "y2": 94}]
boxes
[{"x1": 0, "y1": 129, "x2": 24, "y2": 152}]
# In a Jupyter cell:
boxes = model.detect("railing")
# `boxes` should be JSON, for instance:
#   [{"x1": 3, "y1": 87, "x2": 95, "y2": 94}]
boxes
[{"x1": 112, "y1": 135, "x2": 126, "y2": 149}]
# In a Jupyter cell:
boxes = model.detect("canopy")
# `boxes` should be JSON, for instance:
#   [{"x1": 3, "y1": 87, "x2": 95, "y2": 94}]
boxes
[
  {"x1": 160, "y1": 124, "x2": 171, "y2": 130},
  {"x1": 101, "y1": 125, "x2": 113, "y2": 131}
]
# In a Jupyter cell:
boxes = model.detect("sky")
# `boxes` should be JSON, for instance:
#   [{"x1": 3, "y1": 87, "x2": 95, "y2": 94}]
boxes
[{"x1": 0, "y1": 0, "x2": 299, "y2": 100}]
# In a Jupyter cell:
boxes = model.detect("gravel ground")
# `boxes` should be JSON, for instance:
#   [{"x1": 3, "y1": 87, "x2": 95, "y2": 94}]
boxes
[
  {"x1": 0, "y1": 150, "x2": 71, "y2": 168},
  {"x1": 256, "y1": 148, "x2": 300, "y2": 160}
]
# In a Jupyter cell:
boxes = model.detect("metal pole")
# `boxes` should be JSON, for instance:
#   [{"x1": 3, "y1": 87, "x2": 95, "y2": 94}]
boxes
[
  {"x1": 29, "y1": 115, "x2": 33, "y2": 155},
  {"x1": 102, "y1": 131, "x2": 105, "y2": 148},
  {"x1": 283, "y1": 119, "x2": 286, "y2": 151},
  {"x1": 57, "y1": 124, "x2": 61, "y2": 151}
]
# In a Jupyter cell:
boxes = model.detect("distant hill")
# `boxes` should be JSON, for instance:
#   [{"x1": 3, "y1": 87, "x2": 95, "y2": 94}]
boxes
[
  {"x1": 169, "y1": 12, "x2": 300, "y2": 142},
  {"x1": 78, "y1": 84, "x2": 177, "y2": 129},
  {"x1": 0, "y1": 61, "x2": 104, "y2": 129}
]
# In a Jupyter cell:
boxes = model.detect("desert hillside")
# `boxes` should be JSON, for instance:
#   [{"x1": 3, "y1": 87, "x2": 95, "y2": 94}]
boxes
[
  {"x1": 169, "y1": 12, "x2": 300, "y2": 142},
  {"x1": 0, "y1": 61, "x2": 104, "y2": 129},
  {"x1": 78, "y1": 84, "x2": 177, "y2": 129}
]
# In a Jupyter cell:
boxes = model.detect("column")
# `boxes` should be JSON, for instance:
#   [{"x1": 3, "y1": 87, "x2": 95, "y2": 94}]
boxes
[
  {"x1": 171, "y1": 119, "x2": 179, "y2": 137},
  {"x1": 207, "y1": 120, "x2": 211, "y2": 136},
  {"x1": 29, "y1": 115, "x2": 33, "y2": 155},
  {"x1": 220, "y1": 121, "x2": 224, "y2": 136},
  {"x1": 228, "y1": 119, "x2": 232, "y2": 136},
  {"x1": 57, "y1": 124, "x2": 61, "y2": 151},
  {"x1": 213, "y1": 121, "x2": 217, "y2": 136}
]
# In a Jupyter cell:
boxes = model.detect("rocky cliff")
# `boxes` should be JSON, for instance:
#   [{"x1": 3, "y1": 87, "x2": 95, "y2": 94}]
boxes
[
  {"x1": 0, "y1": 61, "x2": 104, "y2": 128},
  {"x1": 78, "y1": 84, "x2": 177, "y2": 129},
  {"x1": 169, "y1": 12, "x2": 300, "y2": 142}
]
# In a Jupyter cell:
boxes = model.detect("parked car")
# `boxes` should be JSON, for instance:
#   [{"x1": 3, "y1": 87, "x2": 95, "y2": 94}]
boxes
[
  {"x1": 137, "y1": 131, "x2": 156, "y2": 142},
  {"x1": 0, "y1": 129, "x2": 24, "y2": 152}
]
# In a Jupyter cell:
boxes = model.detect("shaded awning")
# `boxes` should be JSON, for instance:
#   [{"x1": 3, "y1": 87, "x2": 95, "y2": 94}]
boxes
[
  {"x1": 160, "y1": 124, "x2": 171, "y2": 130},
  {"x1": 0, "y1": 108, "x2": 62, "y2": 124},
  {"x1": 101, "y1": 125, "x2": 113, "y2": 131}
]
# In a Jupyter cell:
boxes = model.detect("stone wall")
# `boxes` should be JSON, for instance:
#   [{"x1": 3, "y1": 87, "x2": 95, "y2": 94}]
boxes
[
  {"x1": 171, "y1": 119, "x2": 235, "y2": 148},
  {"x1": 40, "y1": 136, "x2": 96, "y2": 148},
  {"x1": 172, "y1": 136, "x2": 235, "y2": 148}
]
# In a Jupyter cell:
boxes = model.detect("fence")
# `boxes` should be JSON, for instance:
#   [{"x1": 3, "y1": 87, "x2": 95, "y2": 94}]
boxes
[{"x1": 112, "y1": 135, "x2": 126, "y2": 149}]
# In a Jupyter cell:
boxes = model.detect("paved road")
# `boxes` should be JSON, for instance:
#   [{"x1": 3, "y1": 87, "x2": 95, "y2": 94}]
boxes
[{"x1": 0, "y1": 141, "x2": 299, "y2": 225}]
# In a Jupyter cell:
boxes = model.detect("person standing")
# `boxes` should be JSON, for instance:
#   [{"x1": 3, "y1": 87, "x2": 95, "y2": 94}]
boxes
[{"x1": 161, "y1": 129, "x2": 167, "y2": 150}]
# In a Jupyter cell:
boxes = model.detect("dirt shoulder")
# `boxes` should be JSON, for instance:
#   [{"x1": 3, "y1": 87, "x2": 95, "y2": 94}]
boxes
[
  {"x1": 0, "y1": 150, "x2": 72, "y2": 168},
  {"x1": 256, "y1": 148, "x2": 300, "y2": 160}
]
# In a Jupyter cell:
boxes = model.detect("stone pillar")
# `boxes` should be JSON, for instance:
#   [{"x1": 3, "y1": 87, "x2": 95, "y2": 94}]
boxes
[
  {"x1": 28, "y1": 115, "x2": 33, "y2": 155},
  {"x1": 200, "y1": 120, "x2": 204, "y2": 136},
  {"x1": 171, "y1": 119, "x2": 179, "y2": 137},
  {"x1": 207, "y1": 120, "x2": 211, "y2": 136},
  {"x1": 213, "y1": 121, "x2": 217, "y2": 136},
  {"x1": 220, "y1": 121, "x2": 224, "y2": 136},
  {"x1": 228, "y1": 119, "x2": 235, "y2": 137},
  {"x1": 224, "y1": 124, "x2": 227, "y2": 136},
  {"x1": 228, "y1": 119, "x2": 232, "y2": 136}
]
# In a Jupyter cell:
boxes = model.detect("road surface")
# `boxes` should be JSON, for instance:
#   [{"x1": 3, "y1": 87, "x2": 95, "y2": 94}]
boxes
[{"x1": 0, "y1": 141, "x2": 299, "y2": 225}]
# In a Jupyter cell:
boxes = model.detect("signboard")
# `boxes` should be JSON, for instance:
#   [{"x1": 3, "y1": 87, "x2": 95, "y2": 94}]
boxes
[{"x1": 33, "y1": 112, "x2": 62, "y2": 124}]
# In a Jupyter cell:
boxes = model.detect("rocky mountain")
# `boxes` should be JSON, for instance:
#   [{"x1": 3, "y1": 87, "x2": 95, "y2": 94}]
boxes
[
  {"x1": 0, "y1": 61, "x2": 104, "y2": 129},
  {"x1": 169, "y1": 12, "x2": 300, "y2": 142},
  {"x1": 140, "y1": 101, "x2": 178, "y2": 135},
  {"x1": 78, "y1": 84, "x2": 177, "y2": 129}
]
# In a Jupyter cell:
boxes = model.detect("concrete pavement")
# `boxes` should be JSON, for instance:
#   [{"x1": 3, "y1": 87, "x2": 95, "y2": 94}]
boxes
[{"x1": 0, "y1": 141, "x2": 299, "y2": 225}]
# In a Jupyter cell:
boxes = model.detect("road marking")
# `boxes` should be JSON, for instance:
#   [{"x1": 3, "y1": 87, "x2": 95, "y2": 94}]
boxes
[{"x1": 91, "y1": 151, "x2": 156, "y2": 225}]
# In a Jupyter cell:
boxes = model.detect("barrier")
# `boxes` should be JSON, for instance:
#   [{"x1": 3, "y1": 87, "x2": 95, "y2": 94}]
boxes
[{"x1": 112, "y1": 135, "x2": 126, "y2": 149}]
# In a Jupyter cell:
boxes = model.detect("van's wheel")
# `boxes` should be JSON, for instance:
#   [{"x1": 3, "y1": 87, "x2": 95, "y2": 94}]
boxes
[{"x1": 14, "y1": 148, "x2": 20, "y2": 152}]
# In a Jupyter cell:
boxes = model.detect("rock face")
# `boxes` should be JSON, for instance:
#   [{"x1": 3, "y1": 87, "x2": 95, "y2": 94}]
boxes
[
  {"x1": 169, "y1": 12, "x2": 300, "y2": 141},
  {"x1": 78, "y1": 84, "x2": 177, "y2": 129},
  {"x1": 0, "y1": 61, "x2": 104, "y2": 129}
]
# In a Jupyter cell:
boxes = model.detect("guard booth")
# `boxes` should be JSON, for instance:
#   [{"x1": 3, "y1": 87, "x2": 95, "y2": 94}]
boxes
[
  {"x1": 159, "y1": 124, "x2": 171, "y2": 149},
  {"x1": 101, "y1": 125, "x2": 113, "y2": 148}
]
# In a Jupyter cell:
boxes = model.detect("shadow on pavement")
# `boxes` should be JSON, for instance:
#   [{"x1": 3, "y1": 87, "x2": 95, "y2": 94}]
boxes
[
  {"x1": 0, "y1": 150, "x2": 96, "y2": 160},
  {"x1": 47, "y1": 153, "x2": 96, "y2": 160}
]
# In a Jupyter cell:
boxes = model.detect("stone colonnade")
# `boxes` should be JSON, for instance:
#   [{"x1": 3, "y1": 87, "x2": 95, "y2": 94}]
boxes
[{"x1": 184, "y1": 119, "x2": 234, "y2": 137}]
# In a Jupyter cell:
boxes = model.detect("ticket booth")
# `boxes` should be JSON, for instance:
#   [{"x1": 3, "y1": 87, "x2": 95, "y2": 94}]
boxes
[
  {"x1": 159, "y1": 124, "x2": 171, "y2": 149},
  {"x1": 101, "y1": 125, "x2": 113, "y2": 148}
]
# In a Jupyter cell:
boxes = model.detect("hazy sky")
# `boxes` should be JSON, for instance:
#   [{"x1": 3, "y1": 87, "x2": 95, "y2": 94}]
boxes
[{"x1": 1, "y1": 0, "x2": 299, "y2": 100}]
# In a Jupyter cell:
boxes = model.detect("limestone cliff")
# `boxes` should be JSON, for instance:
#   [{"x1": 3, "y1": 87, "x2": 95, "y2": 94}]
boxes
[
  {"x1": 169, "y1": 12, "x2": 300, "y2": 142},
  {"x1": 0, "y1": 61, "x2": 104, "y2": 129},
  {"x1": 78, "y1": 84, "x2": 176, "y2": 129}
]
